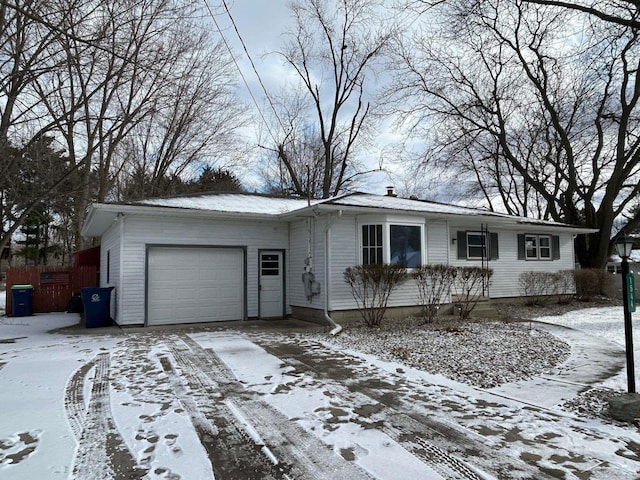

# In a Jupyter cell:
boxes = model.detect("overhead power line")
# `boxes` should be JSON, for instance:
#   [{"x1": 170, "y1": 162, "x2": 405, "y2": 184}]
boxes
[{"x1": 201, "y1": 0, "x2": 286, "y2": 144}]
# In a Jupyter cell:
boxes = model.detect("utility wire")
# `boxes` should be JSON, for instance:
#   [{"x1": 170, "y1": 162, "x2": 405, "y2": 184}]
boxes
[{"x1": 202, "y1": 0, "x2": 286, "y2": 144}]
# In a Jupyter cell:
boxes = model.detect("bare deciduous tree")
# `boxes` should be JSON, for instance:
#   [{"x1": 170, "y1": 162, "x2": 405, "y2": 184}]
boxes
[
  {"x1": 0, "y1": 0, "x2": 82, "y2": 256},
  {"x1": 1, "y1": 0, "x2": 245, "y2": 255},
  {"x1": 113, "y1": 35, "x2": 247, "y2": 202},
  {"x1": 265, "y1": 0, "x2": 393, "y2": 199},
  {"x1": 390, "y1": 0, "x2": 640, "y2": 267}
]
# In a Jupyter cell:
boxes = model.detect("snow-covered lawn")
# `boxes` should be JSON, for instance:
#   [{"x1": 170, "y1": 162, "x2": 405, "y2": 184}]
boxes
[{"x1": 1, "y1": 304, "x2": 640, "y2": 479}]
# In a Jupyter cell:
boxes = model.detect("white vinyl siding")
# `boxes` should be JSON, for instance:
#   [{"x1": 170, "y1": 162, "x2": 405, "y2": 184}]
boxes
[
  {"x1": 104, "y1": 209, "x2": 580, "y2": 324},
  {"x1": 328, "y1": 216, "x2": 358, "y2": 310},
  {"x1": 463, "y1": 229, "x2": 574, "y2": 298},
  {"x1": 99, "y1": 219, "x2": 122, "y2": 323},
  {"x1": 330, "y1": 215, "x2": 445, "y2": 311},
  {"x1": 288, "y1": 217, "x2": 327, "y2": 310},
  {"x1": 114, "y1": 215, "x2": 288, "y2": 326}
]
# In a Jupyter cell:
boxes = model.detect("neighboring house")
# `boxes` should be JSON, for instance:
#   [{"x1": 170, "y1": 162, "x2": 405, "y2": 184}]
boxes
[
  {"x1": 81, "y1": 191, "x2": 596, "y2": 327},
  {"x1": 606, "y1": 251, "x2": 640, "y2": 274}
]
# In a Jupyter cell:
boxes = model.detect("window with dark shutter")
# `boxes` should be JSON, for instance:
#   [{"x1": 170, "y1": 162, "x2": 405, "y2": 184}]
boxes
[
  {"x1": 457, "y1": 231, "x2": 499, "y2": 260},
  {"x1": 518, "y1": 234, "x2": 560, "y2": 260}
]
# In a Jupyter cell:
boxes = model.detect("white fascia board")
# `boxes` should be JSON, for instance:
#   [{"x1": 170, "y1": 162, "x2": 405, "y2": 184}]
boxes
[
  {"x1": 280, "y1": 203, "x2": 597, "y2": 234},
  {"x1": 82, "y1": 203, "x2": 278, "y2": 238}
]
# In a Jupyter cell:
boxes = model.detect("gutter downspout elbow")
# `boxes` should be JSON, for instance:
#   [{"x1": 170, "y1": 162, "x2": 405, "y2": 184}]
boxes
[{"x1": 324, "y1": 214, "x2": 343, "y2": 336}]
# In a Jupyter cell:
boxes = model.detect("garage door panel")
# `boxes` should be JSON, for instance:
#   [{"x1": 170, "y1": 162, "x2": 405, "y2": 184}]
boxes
[{"x1": 147, "y1": 247, "x2": 244, "y2": 325}]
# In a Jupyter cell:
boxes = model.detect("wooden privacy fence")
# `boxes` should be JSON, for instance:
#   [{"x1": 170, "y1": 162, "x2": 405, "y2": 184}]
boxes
[{"x1": 5, "y1": 265, "x2": 98, "y2": 314}]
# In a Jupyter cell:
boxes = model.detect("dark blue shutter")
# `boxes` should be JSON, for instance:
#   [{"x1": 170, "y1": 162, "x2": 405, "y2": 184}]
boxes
[
  {"x1": 457, "y1": 231, "x2": 467, "y2": 259},
  {"x1": 517, "y1": 234, "x2": 525, "y2": 260},
  {"x1": 552, "y1": 235, "x2": 560, "y2": 260},
  {"x1": 490, "y1": 232, "x2": 499, "y2": 260}
]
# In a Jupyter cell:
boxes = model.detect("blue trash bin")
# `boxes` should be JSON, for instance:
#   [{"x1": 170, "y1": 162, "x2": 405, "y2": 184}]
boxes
[
  {"x1": 11, "y1": 285, "x2": 34, "y2": 317},
  {"x1": 81, "y1": 287, "x2": 113, "y2": 328}
]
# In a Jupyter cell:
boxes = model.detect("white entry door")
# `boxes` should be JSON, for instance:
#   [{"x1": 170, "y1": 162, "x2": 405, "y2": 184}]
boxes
[{"x1": 259, "y1": 251, "x2": 284, "y2": 318}]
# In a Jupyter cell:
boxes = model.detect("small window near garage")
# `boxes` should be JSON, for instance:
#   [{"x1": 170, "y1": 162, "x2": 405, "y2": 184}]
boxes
[
  {"x1": 362, "y1": 224, "x2": 383, "y2": 265},
  {"x1": 390, "y1": 224, "x2": 422, "y2": 268},
  {"x1": 261, "y1": 254, "x2": 280, "y2": 276},
  {"x1": 106, "y1": 250, "x2": 111, "y2": 283},
  {"x1": 518, "y1": 234, "x2": 560, "y2": 260}
]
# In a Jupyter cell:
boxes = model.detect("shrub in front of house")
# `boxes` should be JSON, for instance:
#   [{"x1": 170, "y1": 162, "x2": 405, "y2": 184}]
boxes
[
  {"x1": 413, "y1": 264, "x2": 457, "y2": 323},
  {"x1": 519, "y1": 270, "x2": 577, "y2": 305},
  {"x1": 552, "y1": 270, "x2": 575, "y2": 304},
  {"x1": 574, "y1": 268, "x2": 607, "y2": 300},
  {"x1": 518, "y1": 271, "x2": 550, "y2": 306},
  {"x1": 343, "y1": 264, "x2": 407, "y2": 328},
  {"x1": 453, "y1": 267, "x2": 493, "y2": 319}
]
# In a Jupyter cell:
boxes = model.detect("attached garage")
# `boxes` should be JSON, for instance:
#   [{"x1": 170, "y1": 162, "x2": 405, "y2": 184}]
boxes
[{"x1": 146, "y1": 246, "x2": 245, "y2": 326}]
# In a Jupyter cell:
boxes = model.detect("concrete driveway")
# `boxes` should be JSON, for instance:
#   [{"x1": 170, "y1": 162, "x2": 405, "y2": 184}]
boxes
[{"x1": 1, "y1": 313, "x2": 640, "y2": 479}]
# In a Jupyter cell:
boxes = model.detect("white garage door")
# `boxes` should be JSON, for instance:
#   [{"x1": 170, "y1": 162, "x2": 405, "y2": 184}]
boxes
[{"x1": 147, "y1": 247, "x2": 244, "y2": 325}]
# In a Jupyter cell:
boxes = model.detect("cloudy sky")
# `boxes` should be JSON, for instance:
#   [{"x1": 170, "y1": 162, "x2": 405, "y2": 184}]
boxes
[{"x1": 203, "y1": 0, "x2": 406, "y2": 195}]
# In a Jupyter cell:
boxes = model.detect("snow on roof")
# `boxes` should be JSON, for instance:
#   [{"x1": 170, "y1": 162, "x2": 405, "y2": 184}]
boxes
[
  {"x1": 83, "y1": 191, "x2": 593, "y2": 239},
  {"x1": 137, "y1": 193, "x2": 316, "y2": 215},
  {"x1": 324, "y1": 192, "x2": 501, "y2": 216},
  {"x1": 321, "y1": 193, "x2": 572, "y2": 227}
]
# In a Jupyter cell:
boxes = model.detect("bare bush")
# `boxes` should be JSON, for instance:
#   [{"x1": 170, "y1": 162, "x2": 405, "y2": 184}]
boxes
[
  {"x1": 552, "y1": 270, "x2": 576, "y2": 304},
  {"x1": 413, "y1": 264, "x2": 457, "y2": 323},
  {"x1": 519, "y1": 270, "x2": 577, "y2": 305},
  {"x1": 453, "y1": 267, "x2": 493, "y2": 319},
  {"x1": 519, "y1": 272, "x2": 552, "y2": 306},
  {"x1": 343, "y1": 264, "x2": 407, "y2": 328},
  {"x1": 574, "y1": 268, "x2": 607, "y2": 300}
]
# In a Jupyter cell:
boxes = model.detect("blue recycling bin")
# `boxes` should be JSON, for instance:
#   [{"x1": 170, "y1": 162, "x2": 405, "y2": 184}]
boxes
[
  {"x1": 81, "y1": 287, "x2": 113, "y2": 328},
  {"x1": 11, "y1": 285, "x2": 33, "y2": 317}
]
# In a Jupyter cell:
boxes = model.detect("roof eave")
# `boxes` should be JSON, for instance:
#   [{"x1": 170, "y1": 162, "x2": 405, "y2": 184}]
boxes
[
  {"x1": 81, "y1": 203, "x2": 280, "y2": 238},
  {"x1": 278, "y1": 202, "x2": 598, "y2": 233}
]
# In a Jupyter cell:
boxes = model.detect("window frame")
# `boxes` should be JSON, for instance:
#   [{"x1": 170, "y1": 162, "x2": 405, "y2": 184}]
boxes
[
  {"x1": 361, "y1": 224, "x2": 384, "y2": 265},
  {"x1": 517, "y1": 233, "x2": 560, "y2": 261},
  {"x1": 466, "y1": 231, "x2": 487, "y2": 260},
  {"x1": 358, "y1": 217, "x2": 425, "y2": 269},
  {"x1": 525, "y1": 234, "x2": 552, "y2": 260}
]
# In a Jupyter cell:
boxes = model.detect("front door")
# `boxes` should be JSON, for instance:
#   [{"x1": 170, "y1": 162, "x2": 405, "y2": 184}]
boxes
[{"x1": 259, "y1": 251, "x2": 284, "y2": 318}]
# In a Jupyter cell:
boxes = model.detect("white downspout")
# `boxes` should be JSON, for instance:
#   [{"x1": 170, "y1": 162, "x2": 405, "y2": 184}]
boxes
[
  {"x1": 324, "y1": 213, "x2": 343, "y2": 335},
  {"x1": 117, "y1": 213, "x2": 125, "y2": 325}
]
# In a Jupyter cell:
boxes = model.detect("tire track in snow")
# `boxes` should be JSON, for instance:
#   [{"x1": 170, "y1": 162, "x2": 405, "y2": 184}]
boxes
[
  {"x1": 165, "y1": 334, "x2": 372, "y2": 480},
  {"x1": 162, "y1": 338, "x2": 287, "y2": 480},
  {"x1": 66, "y1": 352, "x2": 147, "y2": 480},
  {"x1": 256, "y1": 338, "x2": 518, "y2": 480},
  {"x1": 259, "y1": 335, "x2": 640, "y2": 479},
  {"x1": 179, "y1": 334, "x2": 375, "y2": 479},
  {"x1": 65, "y1": 357, "x2": 96, "y2": 439}
]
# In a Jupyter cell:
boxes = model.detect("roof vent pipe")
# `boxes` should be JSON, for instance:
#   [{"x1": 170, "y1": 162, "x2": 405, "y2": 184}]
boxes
[{"x1": 386, "y1": 186, "x2": 397, "y2": 197}]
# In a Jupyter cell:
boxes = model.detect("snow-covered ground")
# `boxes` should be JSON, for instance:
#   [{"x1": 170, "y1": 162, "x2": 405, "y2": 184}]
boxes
[
  {"x1": 536, "y1": 306, "x2": 637, "y2": 392},
  {"x1": 1, "y1": 305, "x2": 640, "y2": 479}
]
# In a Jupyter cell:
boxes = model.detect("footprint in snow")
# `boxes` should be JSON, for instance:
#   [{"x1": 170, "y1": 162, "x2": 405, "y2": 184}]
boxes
[{"x1": 0, "y1": 430, "x2": 42, "y2": 466}]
